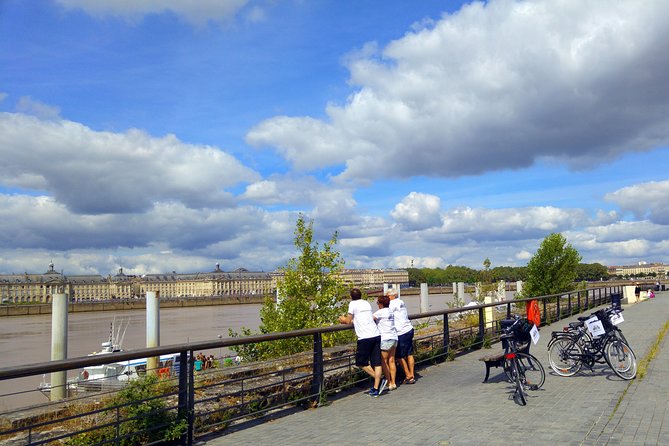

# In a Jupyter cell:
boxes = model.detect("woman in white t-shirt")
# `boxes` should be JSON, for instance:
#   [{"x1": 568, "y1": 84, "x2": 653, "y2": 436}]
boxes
[
  {"x1": 374, "y1": 294, "x2": 398, "y2": 390},
  {"x1": 388, "y1": 289, "x2": 416, "y2": 384}
]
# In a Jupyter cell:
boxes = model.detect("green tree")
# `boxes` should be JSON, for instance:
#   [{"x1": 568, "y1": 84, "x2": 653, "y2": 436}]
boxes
[
  {"x1": 522, "y1": 233, "x2": 582, "y2": 298},
  {"x1": 472, "y1": 258, "x2": 497, "y2": 303},
  {"x1": 575, "y1": 263, "x2": 610, "y2": 281},
  {"x1": 230, "y1": 215, "x2": 353, "y2": 360},
  {"x1": 481, "y1": 257, "x2": 492, "y2": 283},
  {"x1": 490, "y1": 265, "x2": 527, "y2": 282},
  {"x1": 407, "y1": 267, "x2": 426, "y2": 287}
]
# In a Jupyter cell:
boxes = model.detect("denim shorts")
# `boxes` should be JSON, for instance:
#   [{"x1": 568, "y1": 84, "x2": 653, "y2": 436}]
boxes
[{"x1": 380, "y1": 339, "x2": 397, "y2": 351}]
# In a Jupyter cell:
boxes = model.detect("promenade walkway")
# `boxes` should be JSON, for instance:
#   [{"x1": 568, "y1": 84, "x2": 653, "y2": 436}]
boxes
[{"x1": 202, "y1": 291, "x2": 669, "y2": 446}]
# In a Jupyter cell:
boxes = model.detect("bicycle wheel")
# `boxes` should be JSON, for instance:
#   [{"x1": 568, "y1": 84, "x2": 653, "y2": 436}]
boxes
[
  {"x1": 548, "y1": 336, "x2": 583, "y2": 377},
  {"x1": 604, "y1": 339, "x2": 637, "y2": 380},
  {"x1": 511, "y1": 358, "x2": 526, "y2": 406},
  {"x1": 515, "y1": 352, "x2": 545, "y2": 390}
]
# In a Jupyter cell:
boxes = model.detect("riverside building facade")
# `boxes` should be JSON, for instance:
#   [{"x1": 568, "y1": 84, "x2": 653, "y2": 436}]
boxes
[
  {"x1": 0, "y1": 263, "x2": 408, "y2": 304},
  {"x1": 607, "y1": 262, "x2": 667, "y2": 278}
]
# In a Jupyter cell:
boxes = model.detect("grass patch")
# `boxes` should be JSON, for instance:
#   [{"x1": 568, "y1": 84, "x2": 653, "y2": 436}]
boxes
[
  {"x1": 611, "y1": 319, "x2": 669, "y2": 417},
  {"x1": 636, "y1": 319, "x2": 669, "y2": 380}
]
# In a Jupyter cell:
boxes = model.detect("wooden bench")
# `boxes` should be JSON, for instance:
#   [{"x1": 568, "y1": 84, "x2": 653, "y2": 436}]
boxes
[{"x1": 479, "y1": 341, "x2": 530, "y2": 383}]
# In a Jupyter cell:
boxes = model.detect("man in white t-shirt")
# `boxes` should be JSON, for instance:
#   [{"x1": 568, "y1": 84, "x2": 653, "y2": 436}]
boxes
[
  {"x1": 339, "y1": 288, "x2": 384, "y2": 397},
  {"x1": 388, "y1": 289, "x2": 416, "y2": 384}
]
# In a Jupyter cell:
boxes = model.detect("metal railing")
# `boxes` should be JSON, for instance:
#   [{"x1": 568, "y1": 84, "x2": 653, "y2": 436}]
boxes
[{"x1": 0, "y1": 286, "x2": 621, "y2": 445}]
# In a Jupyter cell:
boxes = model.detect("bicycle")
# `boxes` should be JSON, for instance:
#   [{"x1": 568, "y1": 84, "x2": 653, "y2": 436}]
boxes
[
  {"x1": 547, "y1": 306, "x2": 636, "y2": 380},
  {"x1": 560, "y1": 307, "x2": 629, "y2": 346},
  {"x1": 500, "y1": 315, "x2": 545, "y2": 406}
]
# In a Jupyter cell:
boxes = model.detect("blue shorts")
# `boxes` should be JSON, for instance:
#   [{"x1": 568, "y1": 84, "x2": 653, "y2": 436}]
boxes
[
  {"x1": 396, "y1": 329, "x2": 414, "y2": 358},
  {"x1": 356, "y1": 336, "x2": 382, "y2": 367}
]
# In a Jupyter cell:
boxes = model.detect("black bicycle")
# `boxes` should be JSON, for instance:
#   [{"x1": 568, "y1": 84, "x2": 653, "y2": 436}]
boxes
[
  {"x1": 500, "y1": 316, "x2": 545, "y2": 406},
  {"x1": 547, "y1": 307, "x2": 636, "y2": 380}
]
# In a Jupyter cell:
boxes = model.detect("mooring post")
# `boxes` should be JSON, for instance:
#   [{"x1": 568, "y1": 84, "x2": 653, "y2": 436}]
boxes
[
  {"x1": 50, "y1": 292, "x2": 68, "y2": 401},
  {"x1": 420, "y1": 283, "x2": 429, "y2": 314},
  {"x1": 146, "y1": 291, "x2": 160, "y2": 374}
]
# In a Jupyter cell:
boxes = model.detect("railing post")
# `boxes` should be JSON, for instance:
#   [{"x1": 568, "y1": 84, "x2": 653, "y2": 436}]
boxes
[
  {"x1": 311, "y1": 333, "x2": 324, "y2": 406},
  {"x1": 568, "y1": 293, "x2": 572, "y2": 315},
  {"x1": 542, "y1": 298, "x2": 547, "y2": 325},
  {"x1": 556, "y1": 295, "x2": 561, "y2": 320},
  {"x1": 187, "y1": 351, "x2": 195, "y2": 445},
  {"x1": 178, "y1": 351, "x2": 189, "y2": 445},
  {"x1": 443, "y1": 313, "x2": 450, "y2": 357},
  {"x1": 477, "y1": 308, "x2": 485, "y2": 348}
]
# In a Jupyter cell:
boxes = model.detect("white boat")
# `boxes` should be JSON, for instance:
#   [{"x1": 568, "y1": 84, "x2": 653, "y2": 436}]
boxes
[
  {"x1": 75, "y1": 353, "x2": 180, "y2": 391},
  {"x1": 39, "y1": 318, "x2": 179, "y2": 395}
]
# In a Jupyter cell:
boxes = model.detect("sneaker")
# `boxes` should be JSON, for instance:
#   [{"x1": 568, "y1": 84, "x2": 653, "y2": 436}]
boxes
[
  {"x1": 379, "y1": 379, "x2": 387, "y2": 394},
  {"x1": 369, "y1": 388, "x2": 380, "y2": 398},
  {"x1": 366, "y1": 387, "x2": 375, "y2": 394}
]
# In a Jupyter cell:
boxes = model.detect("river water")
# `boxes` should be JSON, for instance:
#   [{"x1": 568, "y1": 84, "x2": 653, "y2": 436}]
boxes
[{"x1": 0, "y1": 292, "x2": 466, "y2": 412}]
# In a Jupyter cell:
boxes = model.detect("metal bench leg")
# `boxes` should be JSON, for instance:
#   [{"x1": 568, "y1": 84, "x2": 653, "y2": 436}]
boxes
[{"x1": 483, "y1": 363, "x2": 492, "y2": 383}]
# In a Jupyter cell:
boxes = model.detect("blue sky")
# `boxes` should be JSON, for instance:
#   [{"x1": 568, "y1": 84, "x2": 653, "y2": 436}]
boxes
[{"x1": 1, "y1": 0, "x2": 668, "y2": 276}]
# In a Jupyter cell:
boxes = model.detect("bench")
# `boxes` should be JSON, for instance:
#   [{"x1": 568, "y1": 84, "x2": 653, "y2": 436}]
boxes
[{"x1": 479, "y1": 341, "x2": 530, "y2": 383}]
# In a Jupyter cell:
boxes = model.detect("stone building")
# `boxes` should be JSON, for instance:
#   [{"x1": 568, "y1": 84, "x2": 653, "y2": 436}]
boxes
[
  {"x1": 607, "y1": 262, "x2": 666, "y2": 278},
  {"x1": 0, "y1": 263, "x2": 408, "y2": 303},
  {"x1": 339, "y1": 268, "x2": 409, "y2": 288},
  {"x1": 0, "y1": 262, "x2": 66, "y2": 304}
]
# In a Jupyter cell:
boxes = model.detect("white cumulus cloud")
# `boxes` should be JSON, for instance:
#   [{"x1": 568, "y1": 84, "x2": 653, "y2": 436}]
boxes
[
  {"x1": 247, "y1": 0, "x2": 669, "y2": 182},
  {"x1": 0, "y1": 112, "x2": 259, "y2": 214},
  {"x1": 605, "y1": 180, "x2": 669, "y2": 225},
  {"x1": 391, "y1": 192, "x2": 442, "y2": 230}
]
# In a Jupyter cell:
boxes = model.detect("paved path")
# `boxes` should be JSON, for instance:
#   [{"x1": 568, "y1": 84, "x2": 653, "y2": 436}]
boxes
[{"x1": 201, "y1": 291, "x2": 669, "y2": 446}]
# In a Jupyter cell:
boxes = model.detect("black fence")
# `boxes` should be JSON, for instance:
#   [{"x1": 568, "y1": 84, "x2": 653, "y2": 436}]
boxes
[{"x1": 0, "y1": 286, "x2": 621, "y2": 445}]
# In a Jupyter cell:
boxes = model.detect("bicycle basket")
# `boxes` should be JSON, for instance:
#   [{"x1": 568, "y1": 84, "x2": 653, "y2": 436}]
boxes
[
  {"x1": 500, "y1": 317, "x2": 532, "y2": 347},
  {"x1": 593, "y1": 309, "x2": 615, "y2": 333},
  {"x1": 512, "y1": 318, "x2": 533, "y2": 343}
]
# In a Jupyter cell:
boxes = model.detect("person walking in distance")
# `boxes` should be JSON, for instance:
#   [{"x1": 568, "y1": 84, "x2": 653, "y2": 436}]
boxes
[
  {"x1": 338, "y1": 288, "x2": 384, "y2": 397},
  {"x1": 388, "y1": 288, "x2": 416, "y2": 384},
  {"x1": 634, "y1": 283, "x2": 641, "y2": 303},
  {"x1": 373, "y1": 294, "x2": 398, "y2": 391}
]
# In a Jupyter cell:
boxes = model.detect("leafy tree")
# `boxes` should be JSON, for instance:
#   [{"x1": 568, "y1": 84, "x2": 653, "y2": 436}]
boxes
[
  {"x1": 575, "y1": 263, "x2": 610, "y2": 281},
  {"x1": 407, "y1": 267, "x2": 427, "y2": 287},
  {"x1": 490, "y1": 265, "x2": 527, "y2": 282},
  {"x1": 473, "y1": 258, "x2": 497, "y2": 303},
  {"x1": 522, "y1": 233, "x2": 582, "y2": 298},
  {"x1": 230, "y1": 215, "x2": 353, "y2": 360},
  {"x1": 481, "y1": 257, "x2": 492, "y2": 283}
]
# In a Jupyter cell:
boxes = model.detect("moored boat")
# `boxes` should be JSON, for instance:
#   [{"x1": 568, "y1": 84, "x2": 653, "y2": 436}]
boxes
[{"x1": 39, "y1": 318, "x2": 178, "y2": 395}]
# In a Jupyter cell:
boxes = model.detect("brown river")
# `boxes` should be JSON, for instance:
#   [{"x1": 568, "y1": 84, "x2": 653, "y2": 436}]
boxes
[{"x1": 0, "y1": 293, "x2": 461, "y2": 412}]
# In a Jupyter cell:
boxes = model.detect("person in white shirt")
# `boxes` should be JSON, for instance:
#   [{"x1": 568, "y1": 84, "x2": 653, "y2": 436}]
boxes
[
  {"x1": 338, "y1": 288, "x2": 384, "y2": 397},
  {"x1": 373, "y1": 294, "x2": 398, "y2": 391},
  {"x1": 388, "y1": 289, "x2": 416, "y2": 384}
]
